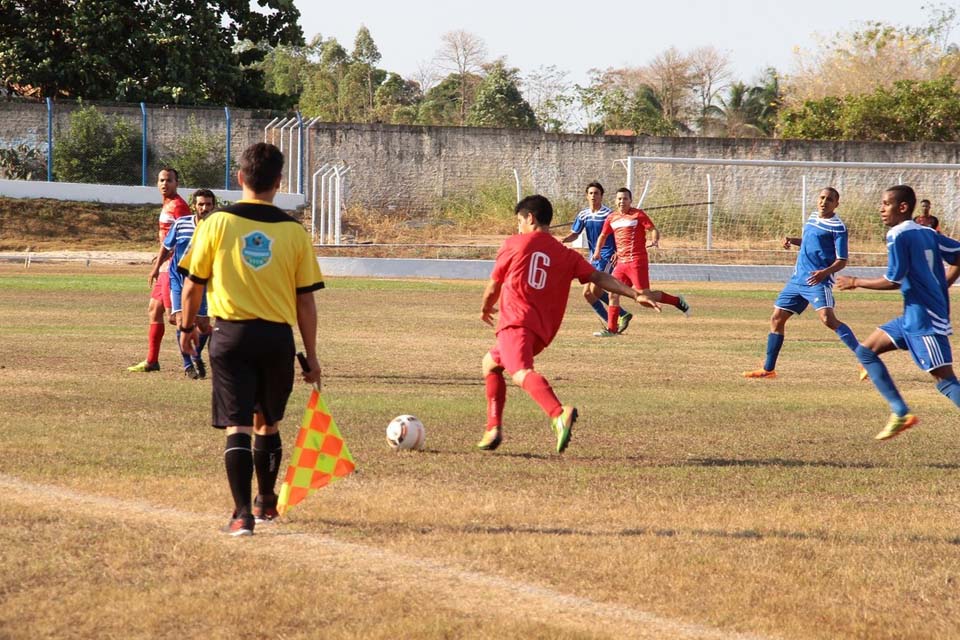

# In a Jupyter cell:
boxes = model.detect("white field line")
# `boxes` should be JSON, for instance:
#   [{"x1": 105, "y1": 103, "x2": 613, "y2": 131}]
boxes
[{"x1": 0, "y1": 474, "x2": 772, "y2": 640}]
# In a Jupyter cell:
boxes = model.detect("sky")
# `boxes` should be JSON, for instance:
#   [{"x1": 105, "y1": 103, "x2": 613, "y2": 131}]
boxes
[{"x1": 293, "y1": 0, "x2": 932, "y2": 86}]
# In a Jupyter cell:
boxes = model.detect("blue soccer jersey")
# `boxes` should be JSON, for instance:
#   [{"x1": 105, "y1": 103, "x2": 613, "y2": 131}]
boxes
[
  {"x1": 884, "y1": 220, "x2": 960, "y2": 336},
  {"x1": 571, "y1": 205, "x2": 616, "y2": 262},
  {"x1": 790, "y1": 214, "x2": 848, "y2": 286},
  {"x1": 163, "y1": 215, "x2": 199, "y2": 278}
]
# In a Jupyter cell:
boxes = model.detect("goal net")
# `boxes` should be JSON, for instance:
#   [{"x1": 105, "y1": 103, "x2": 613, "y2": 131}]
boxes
[{"x1": 621, "y1": 156, "x2": 960, "y2": 267}]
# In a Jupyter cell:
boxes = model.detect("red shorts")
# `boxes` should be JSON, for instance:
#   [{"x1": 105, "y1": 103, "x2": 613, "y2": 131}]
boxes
[
  {"x1": 150, "y1": 270, "x2": 172, "y2": 309},
  {"x1": 490, "y1": 326, "x2": 546, "y2": 373},
  {"x1": 612, "y1": 260, "x2": 649, "y2": 290}
]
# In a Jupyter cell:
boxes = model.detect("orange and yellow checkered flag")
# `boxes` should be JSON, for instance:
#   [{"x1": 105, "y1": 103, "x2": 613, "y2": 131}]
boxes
[{"x1": 277, "y1": 388, "x2": 355, "y2": 516}]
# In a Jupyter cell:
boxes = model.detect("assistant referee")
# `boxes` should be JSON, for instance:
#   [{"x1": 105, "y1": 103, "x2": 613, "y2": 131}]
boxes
[{"x1": 178, "y1": 142, "x2": 324, "y2": 537}]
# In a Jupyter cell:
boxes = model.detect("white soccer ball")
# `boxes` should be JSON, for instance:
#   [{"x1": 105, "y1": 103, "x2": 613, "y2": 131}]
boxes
[{"x1": 386, "y1": 415, "x2": 426, "y2": 450}]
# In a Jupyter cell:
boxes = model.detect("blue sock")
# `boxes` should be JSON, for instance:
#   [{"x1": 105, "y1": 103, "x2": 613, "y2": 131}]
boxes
[
  {"x1": 589, "y1": 299, "x2": 607, "y2": 321},
  {"x1": 856, "y1": 345, "x2": 909, "y2": 416},
  {"x1": 835, "y1": 323, "x2": 859, "y2": 353},
  {"x1": 176, "y1": 330, "x2": 192, "y2": 368},
  {"x1": 763, "y1": 332, "x2": 784, "y2": 372},
  {"x1": 197, "y1": 333, "x2": 209, "y2": 359},
  {"x1": 598, "y1": 291, "x2": 609, "y2": 305},
  {"x1": 936, "y1": 377, "x2": 960, "y2": 409}
]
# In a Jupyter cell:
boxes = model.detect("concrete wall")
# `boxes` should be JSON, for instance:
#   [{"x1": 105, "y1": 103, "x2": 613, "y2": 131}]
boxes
[{"x1": 4, "y1": 101, "x2": 960, "y2": 219}]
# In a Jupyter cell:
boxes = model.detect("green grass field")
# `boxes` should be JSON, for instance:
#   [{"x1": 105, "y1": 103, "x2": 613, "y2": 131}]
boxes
[{"x1": 1, "y1": 264, "x2": 959, "y2": 639}]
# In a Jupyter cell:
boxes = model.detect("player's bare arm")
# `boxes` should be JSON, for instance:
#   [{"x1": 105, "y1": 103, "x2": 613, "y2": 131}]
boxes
[
  {"x1": 947, "y1": 263, "x2": 960, "y2": 287},
  {"x1": 480, "y1": 279, "x2": 502, "y2": 326},
  {"x1": 148, "y1": 246, "x2": 172, "y2": 286},
  {"x1": 807, "y1": 258, "x2": 848, "y2": 285},
  {"x1": 591, "y1": 232, "x2": 609, "y2": 261},
  {"x1": 783, "y1": 236, "x2": 801, "y2": 249},
  {"x1": 647, "y1": 227, "x2": 660, "y2": 248},
  {"x1": 177, "y1": 278, "x2": 204, "y2": 356},
  {"x1": 591, "y1": 271, "x2": 661, "y2": 312},
  {"x1": 560, "y1": 231, "x2": 579, "y2": 244},
  {"x1": 296, "y1": 292, "x2": 322, "y2": 387},
  {"x1": 836, "y1": 275, "x2": 900, "y2": 291}
]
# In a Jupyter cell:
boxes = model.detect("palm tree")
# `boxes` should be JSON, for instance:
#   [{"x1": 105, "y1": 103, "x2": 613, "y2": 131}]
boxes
[{"x1": 699, "y1": 82, "x2": 767, "y2": 137}]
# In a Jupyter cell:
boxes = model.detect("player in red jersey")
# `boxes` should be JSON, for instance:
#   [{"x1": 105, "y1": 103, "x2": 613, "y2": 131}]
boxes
[
  {"x1": 478, "y1": 195, "x2": 659, "y2": 453},
  {"x1": 128, "y1": 167, "x2": 191, "y2": 372},
  {"x1": 591, "y1": 187, "x2": 690, "y2": 336}
]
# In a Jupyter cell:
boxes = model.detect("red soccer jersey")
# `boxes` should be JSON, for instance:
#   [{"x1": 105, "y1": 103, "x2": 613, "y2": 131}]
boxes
[
  {"x1": 491, "y1": 231, "x2": 596, "y2": 346},
  {"x1": 159, "y1": 195, "x2": 190, "y2": 240},
  {"x1": 601, "y1": 207, "x2": 655, "y2": 263}
]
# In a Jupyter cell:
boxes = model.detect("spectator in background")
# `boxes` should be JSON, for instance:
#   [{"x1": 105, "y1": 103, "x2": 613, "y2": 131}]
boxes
[{"x1": 914, "y1": 199, "x2": 941, "y2": 232}]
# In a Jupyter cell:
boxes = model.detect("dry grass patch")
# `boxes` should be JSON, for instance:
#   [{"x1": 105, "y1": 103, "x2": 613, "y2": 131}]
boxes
[{"x1": 1, "y1": 265, "x2": 959, "y2": 639}]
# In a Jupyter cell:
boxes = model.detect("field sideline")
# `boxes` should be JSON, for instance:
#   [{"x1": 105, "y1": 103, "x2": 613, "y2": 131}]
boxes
[{"x1": 1, "y1": 264, "x2": 959, "y2": 639}]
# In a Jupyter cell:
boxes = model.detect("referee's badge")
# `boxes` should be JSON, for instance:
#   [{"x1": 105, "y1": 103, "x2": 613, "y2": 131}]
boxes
[{"x1": 242, "y1": 231, "x2": 273, "y2": 269}]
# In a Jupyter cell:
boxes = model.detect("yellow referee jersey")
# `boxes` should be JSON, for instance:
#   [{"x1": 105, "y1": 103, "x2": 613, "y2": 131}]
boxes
[{"x1": 178, "y1": 199, "x2": 324, "y2": 325}]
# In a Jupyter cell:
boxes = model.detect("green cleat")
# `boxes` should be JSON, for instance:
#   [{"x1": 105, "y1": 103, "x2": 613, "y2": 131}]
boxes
[
  {"x1": 677, "y1": 295, "x2": 691, "y2": 317},
  {"x1": 875, "y1": 413, "x2": 918, "y2": 441},
  {"x1": 476, "y1": 426, "x2": 502, "y2": 451},
  {"x1": 551, "y1": 406, "x2": 578, "y2": 454},
  {"x1": 593, "y1": 329, "x2": 619, "y2": 338},
  {"x1": 617, "y1": 311, "x2": 634, "y2": 334},
  {"x1": 127, "y1": 360, "x2": 160, "y2": 373}
]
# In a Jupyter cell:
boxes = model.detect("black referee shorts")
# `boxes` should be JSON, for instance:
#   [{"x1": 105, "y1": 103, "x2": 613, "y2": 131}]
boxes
[{"x1": 208, "y1": 319, "x2": 295, "y2": 428}]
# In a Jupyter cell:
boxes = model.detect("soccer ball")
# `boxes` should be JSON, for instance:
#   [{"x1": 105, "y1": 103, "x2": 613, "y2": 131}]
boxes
[{"x1": 386, "y1": 415, "x2": 426, "y2": 450}]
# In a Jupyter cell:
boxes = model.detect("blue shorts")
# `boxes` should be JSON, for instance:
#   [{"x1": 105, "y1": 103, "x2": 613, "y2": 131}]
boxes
[
  {"x1": 591, "y1": 256, "x2": 614, "y2": 274},
  {"x1": 774, "y1": 282, "x2": 835, "y2": 315},
  {"x1": 169, "y1": 270, "x2": 208, "y2": 316},
  {"x1": 879, "y1": 317, "x2": 953, "y2": 372}
]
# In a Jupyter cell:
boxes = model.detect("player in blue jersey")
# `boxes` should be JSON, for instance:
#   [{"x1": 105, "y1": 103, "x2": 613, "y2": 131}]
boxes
[
  {"x1": 149, "y1": 189, "x2": 217, "y2": 379},
  {"x1": 743, "y1": 187, "x2": 863, "y2": 379},
  {"x1": 837, "y1": 185, "x2": 960, "y2": 440},
  {"x1": 561, "y1": 182, "x2": 632, "y2": 333}
]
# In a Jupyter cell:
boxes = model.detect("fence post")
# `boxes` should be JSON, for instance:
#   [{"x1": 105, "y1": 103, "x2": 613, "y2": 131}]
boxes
[
  {"x1": 46, "y1": 97, "x2": 53, "y2": 182},
  {"x1": 224, "y1": 106, "x2": 232, "y2": 190},
  {"x1": 706, "y1": 174, "x2": 713, "y2": 250},
  {"x1": 297, "y1": 111, "x2": 305, "y2": 194},
  {"x1": 801, "y1": 175, "x2": 807, "y2": 226},
  {"x1": 140, "y1": 102, "x2": 148, "y2": 186}
]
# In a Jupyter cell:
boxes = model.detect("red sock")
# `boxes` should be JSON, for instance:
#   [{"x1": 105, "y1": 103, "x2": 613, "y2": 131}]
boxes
[
  {"x1": 485, "y1": 372, "x2": 506, "y2": 429},
  {"x1": 660, "y1": 293, "x2": 680, "y2": 307},
  {"x1": 521, "y1": 371, "x2": 562, "y2": 418},
  {"x1": 607, "y1": 305, "x2": 620, "y2": 332},
  {"x1": 147, "y1": 322, "x2": 165, "y2": 363}
]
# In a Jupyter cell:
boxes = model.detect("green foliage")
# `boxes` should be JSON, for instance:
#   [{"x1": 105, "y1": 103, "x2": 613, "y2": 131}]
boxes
[
  {"x1": 466, "y1": 63, "x2": 537, "y2": 129},
  {"x1": 0, "y1": 0, "x2": 302, "y2": 107},
  {"x1": 0, "y1": 143, "x2": 46, "y2": 180},
  {"x1": 159, "y1": 117, "x2": 231, "y2": 189},
  {"x1": 53, "y1": 106, "x2": 143, "y2": 185},
  {"x1": 778, "y1": 77, "x2": 960, "y2": 141},
  {"x1": 418, "y1": 75, "x2": 473, "y2": 126},
  {"x1": 437, "y1": 180, "x2": 521, "y2": 232}
]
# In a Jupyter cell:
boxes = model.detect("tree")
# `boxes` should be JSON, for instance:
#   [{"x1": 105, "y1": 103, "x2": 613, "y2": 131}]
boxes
[
  {"x1": 700, "y1": 83, "x2": 767, "y2": 138},
  {"x1": 0, "y1": 0, "x2": 303, "y2": 106},
  {"x1": 258, "y1": 36, "x2": 323, "y2": 104},
  {"x1": 778, "y1": 77, "x2": 960, "y2": 141},
  {"x1": 374, "y1": 73, "x2": 422, "y2": 124},
  {"x1": 352, "y1": 25, "x2": 382, "y2": 115},
  {"x1": 688, "y1": 46, "x2": 732, "y2": 129},
  {"x1": 53, "y1": 105, "x2": 143, "y2": 185},
  {"x1": 644, "y1": 47, "x2": 695, "y2": 129},
  {"x1": 434, "y1": 30, "x2": 488, "y2": 124},
  {"x1": 784, "y1": 5, "x2": 959, "y2": 105},
  {"x1": 524, "y1": 65, "x2": 577, "y2": 132},
  {"x1": 417, "y1": 74, "x2": 476, "y2": 126},
  {"x1": 467, "y1": 61, "x2": 537, "y2": 129}
]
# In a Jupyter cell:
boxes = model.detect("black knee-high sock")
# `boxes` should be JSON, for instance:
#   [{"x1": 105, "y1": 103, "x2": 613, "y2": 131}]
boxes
[
  {"x1": 224, "y1": 433, "x2": 253, "y2": 516},
  {"x1": 253, "y1": 432, "x2": 283, "y2": 497}
]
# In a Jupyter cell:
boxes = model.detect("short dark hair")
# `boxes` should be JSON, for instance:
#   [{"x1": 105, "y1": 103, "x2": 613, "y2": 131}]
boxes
[
  {"x1": 585, "y1": 181, "x2": 604, "y2": 195},
  {"x1": 921, "y1": 199, "x2": 931, "y2": 205},
  {"x1": 616, "y1": 187, "x2": 632, "y2": 199},
  {"x1": 886, "y1": 185, "x2": 917, "y2": 215},
  {"x1": 159, "y1": 167, "x2": 179, "y2": 182},
  {"x1": 515, "y1": 195, "x2": 553, "y2": 225},
  {"x1": 239, "y1": 143, "x2": 284, "y2": 193},
  {"x1": 822, "y1": 187, "x2": 839, "y2": 200},
  {"x1": 191, "y1": 188, "x2": 217, "y2": 206}
]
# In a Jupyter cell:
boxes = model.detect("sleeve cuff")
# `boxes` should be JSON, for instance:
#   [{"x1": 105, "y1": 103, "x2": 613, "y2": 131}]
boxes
[
  {"x1": 296, "y1": 281, "x2": 325, "y2": 294},
  {"x1": 187, "y1": 273, "x2": 209, "y2": 285}
]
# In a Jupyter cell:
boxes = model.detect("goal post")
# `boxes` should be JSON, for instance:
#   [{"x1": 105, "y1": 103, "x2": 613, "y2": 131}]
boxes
[{"x1": 619, "y1": 156, "x2": 960, "y2": 266}]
